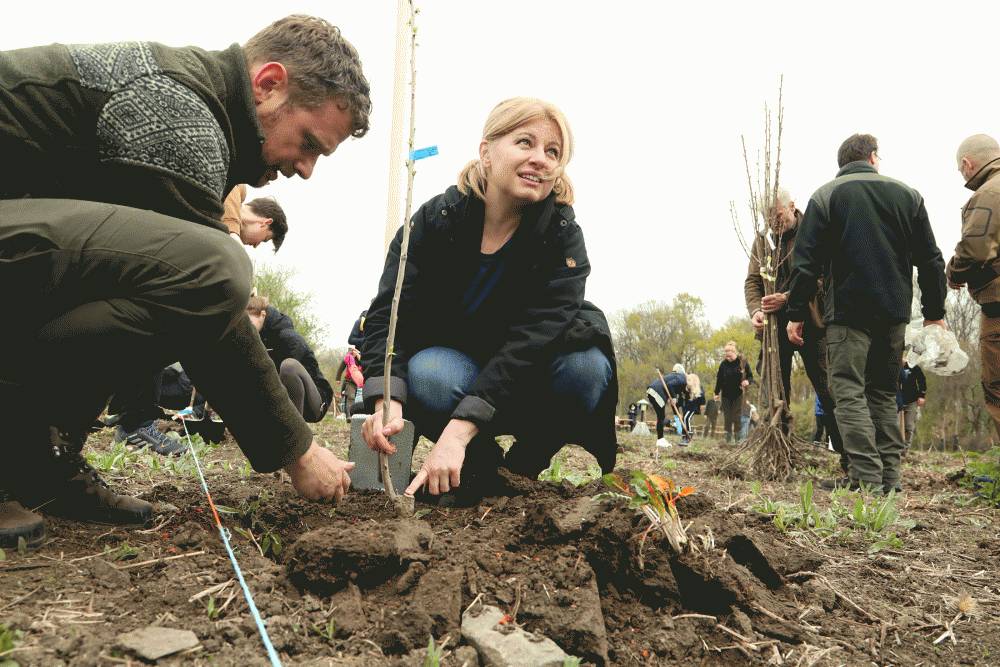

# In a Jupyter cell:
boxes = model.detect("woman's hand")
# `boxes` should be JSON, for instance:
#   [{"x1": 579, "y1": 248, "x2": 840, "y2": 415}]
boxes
[
  {"x1": 405, "y1": 419, "x2": 478, "y2": 496},
  {"x1": 362, "y1": 399, "x2": 405, "y2": 455}
]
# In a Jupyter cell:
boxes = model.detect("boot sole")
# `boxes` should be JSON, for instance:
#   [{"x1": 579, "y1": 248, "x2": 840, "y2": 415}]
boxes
[{"x1": 0, "y1": 521, "x2": 46, "y2": 549}]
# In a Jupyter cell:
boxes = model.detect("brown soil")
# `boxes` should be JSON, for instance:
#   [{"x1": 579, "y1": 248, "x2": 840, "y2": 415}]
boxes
[{"x1": 1, "y1": 421, "x2": 997, "y2": 666}]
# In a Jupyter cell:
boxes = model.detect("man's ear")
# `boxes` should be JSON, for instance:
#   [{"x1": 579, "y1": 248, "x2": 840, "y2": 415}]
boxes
[
  {"x1": 262, "y1": 218, "x2": 273, "y2": 229},
  {"x1": 250, "y1": 62, "x2": 290, "y2": 105}
]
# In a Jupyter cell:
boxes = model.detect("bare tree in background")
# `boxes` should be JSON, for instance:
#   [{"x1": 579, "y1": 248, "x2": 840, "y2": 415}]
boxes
[{"x1": 725, "y1": 77, "x2": 801, "y2": 480}]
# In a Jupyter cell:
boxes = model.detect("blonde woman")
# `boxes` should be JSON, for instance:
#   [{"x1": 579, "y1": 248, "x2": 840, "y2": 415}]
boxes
[{"x1": 360, "y1": 98, "x2": 617, "y2": 502}]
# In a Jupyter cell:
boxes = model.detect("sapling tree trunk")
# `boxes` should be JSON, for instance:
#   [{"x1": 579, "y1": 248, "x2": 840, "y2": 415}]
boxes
[
  {"x1": 380, "y1": 0, "x2": 419, "y2": 512},
  {"x1": 725, "y1": 76, "x2": 801, "y2": 481}
]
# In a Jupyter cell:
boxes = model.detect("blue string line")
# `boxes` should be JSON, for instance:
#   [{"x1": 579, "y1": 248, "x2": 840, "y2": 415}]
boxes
[{"x1": 179, "y1": 413, "x2": 283, "y2": 666}]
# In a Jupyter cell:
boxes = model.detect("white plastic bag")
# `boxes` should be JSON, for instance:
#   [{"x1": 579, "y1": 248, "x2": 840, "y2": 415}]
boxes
[{"x1": 904, "y1": 324, "x2": 969, "y2": 376}]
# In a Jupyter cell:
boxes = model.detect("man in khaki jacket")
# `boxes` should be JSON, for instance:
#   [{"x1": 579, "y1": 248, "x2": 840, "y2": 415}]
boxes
[
  {"x1": 947, "y1": 134, "x2": 1000, "y2": 438},
  {"x1": 744, "y1": 190, "x2": 846, "y2": 470}
]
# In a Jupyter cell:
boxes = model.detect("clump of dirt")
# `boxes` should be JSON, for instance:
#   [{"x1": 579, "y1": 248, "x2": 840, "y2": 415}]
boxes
[{"x1": 282, "y1": 469, "x2": 830, "y2": 664}]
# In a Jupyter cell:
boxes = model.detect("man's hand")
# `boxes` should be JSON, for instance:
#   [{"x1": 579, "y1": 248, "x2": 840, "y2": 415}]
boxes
[
  {"x1": 761, "y1": 292, "x2": 788, "y2": 313},
  {"x1": 285, "y1": 441, "x2": 355, "y2": 502},
  {"x1": 916, "y1": 397, "x2": 926, "y2": 407},
  {"x1": 740, "y1": 379, "x2": 750, "y2": 389},
  {"x1": 362, "y1": 399, "x2": 404, "y2": 455},
  {"x1": 751, "y1": 309, "x2": 766, "y2": 332},
  {"x1": 405, "y1": 419, "x2": 477, "y2": 496},
  {"x1": 787, "y1": 320, "x2": 805, "y2": 346},
  {"x1": 923, "y1": 319, "x2": 947, "y2": 330}
]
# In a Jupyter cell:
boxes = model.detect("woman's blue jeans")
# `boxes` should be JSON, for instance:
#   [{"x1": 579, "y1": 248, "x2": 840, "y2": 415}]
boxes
[{"x1": 406, "y1": 345, "x2": 612, "y2": 478}]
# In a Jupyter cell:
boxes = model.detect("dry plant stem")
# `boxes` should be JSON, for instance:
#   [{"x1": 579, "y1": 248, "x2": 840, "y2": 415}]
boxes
[
  {"x1": 725, "y1": 76, "x2": 799, "y2": 481},
  {"x1": 380, "y1": 0, "x2": 418, "y2": 509}
]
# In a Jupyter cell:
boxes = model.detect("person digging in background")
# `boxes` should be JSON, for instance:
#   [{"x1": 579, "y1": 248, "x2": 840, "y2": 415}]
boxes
[
  {"x1": 336, "y1": 310, "x2": 369, "y2": 418},
  {"x1": 360, "y1": 97, "x2": 618, "y2": 503},
  {"x1": 647, "y1": 364, "x2": 688, "y2": 449},
  {"x1": 896, "y1": 362, "x2": 926, "y2": 449},
  {"x1": 247, "y1": 295, "x2": 334, "y2": 423},
  {"x1": 0, "y1": 15, "x2": 369, "y2": 549},
  {"x1": 714, "y1": 341, "x2": 753, "y2": 444},
  {"x1": 681, "y1": 373, "x2": 705, "y2": 445},
  {"x1": 786, "y1": 133, "x2": 947, "y2": 495}
]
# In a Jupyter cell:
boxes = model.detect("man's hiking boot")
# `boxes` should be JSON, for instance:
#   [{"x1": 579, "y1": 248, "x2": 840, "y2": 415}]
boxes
[
  {"x1": 20, "y1": 428, "x2": 152, "y2": 525},
  {"x1": 115, "y1": 422, "x2": 187, "y2": 456},
  {"x1": 0, "y1": 491, "x2": 45, "y2": 549}
]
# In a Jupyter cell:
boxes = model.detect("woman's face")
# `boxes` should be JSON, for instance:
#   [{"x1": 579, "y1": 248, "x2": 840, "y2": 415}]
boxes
[
  {"x1": 724, "y1": 346, "x2": 738, "y2": 361},
  {"x1": 481, "y1": 117, "x2": 563, "y2": 206}
]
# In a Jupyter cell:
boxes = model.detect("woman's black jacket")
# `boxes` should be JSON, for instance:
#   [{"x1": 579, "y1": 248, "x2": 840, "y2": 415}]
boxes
[
  {"x1": 260, "y1": 306, "x2": 334, "y2": 416},
  {"x1": 360, "y1": 186, "x2": 619, "y2": 472}
]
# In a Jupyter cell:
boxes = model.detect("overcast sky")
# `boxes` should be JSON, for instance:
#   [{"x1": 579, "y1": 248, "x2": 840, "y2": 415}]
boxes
[{"x1": 6, "y1": 2, "x2": 997, "y2": 349}]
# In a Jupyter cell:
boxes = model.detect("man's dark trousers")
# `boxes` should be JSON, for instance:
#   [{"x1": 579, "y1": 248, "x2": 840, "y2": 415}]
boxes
[
  {"x1": 772, "y1": 314, "x2": 848, "y2": 472},
  {"x1": 0, "y1": 198, "x2": 251, "y2": 466},
  {"x1": 826, "y1": 322, "x2": 906, "y2": 489}
]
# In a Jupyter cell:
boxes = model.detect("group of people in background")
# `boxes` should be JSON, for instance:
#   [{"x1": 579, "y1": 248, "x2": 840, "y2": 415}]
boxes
[{"x1": 627, "y1": 130, "x2": 1000, "y2": 498}]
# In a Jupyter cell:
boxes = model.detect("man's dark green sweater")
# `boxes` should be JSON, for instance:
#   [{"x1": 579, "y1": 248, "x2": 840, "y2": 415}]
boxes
[
  {"x1": 786, "y1": 161, "x2": 947, "y2": 328},
  {"x1": 0, "y1": 42, "x2": 313, "y2": 472}
]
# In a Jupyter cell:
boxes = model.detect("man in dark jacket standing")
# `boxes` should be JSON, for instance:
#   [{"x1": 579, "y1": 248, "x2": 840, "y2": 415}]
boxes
[
  {"x1": 714, "y1": 341, "x2": 754, "y2": 443},
  {"x1": 0, "y1": 16, "x2": 370, "y2": 548},
  {"x1": 786, "y1": 134, "x2": 948, "y2": 494}
]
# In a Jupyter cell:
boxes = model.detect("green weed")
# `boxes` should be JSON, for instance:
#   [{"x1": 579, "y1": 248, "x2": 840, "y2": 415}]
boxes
[
  {"x1": 311, "y1": 618, "x2": 336, "y2": 642},
  {"x1": 106, "y1": 541, "x2": 139, "y2": 562},
  {"x1": 960, "y1": 447, "x2": 1000, "y2": 506},
  {"x1": 423, "y1": 635, "x2": 445, "y2": 667},
  {"x1": 203, "y1": 595, "x2": 220, "y2": 621},
  {"x1": 0, "y1": 623, "x2": 22, "y2": 666},
  {"x1": 538, "y1": 456, "x2": 601, "y2": 487}
]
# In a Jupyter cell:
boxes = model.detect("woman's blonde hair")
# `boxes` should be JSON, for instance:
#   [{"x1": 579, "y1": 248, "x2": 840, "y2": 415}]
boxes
[
  {"x1": 457, "y1": 97, "x2": 575, "y2": 205},
  {"x1": 686, "y1": 373, "x2": 701, "y2": 397}
]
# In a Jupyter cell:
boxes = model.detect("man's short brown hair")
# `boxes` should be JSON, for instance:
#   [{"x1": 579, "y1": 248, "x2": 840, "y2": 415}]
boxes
[
  {"x1": 244, "y1": 15, "x2": 371, "y2": 138},
  {"x1": 247, "y1": 294, "x2": 270, "y2": 315},
  {"x1": 837, "y1": 133, "x2": 878, "y2": 168},
  {"x1": 246, "y1": 197, "x2": 288, "y2": 252}
]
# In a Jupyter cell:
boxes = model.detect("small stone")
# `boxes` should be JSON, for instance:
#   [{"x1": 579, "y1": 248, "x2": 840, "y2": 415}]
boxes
[
  {"x1": 462, "y1": 604, "x2": 571, "y2": 667},
  {"x1": 117, "y1": 626, "x2": 200, "y2": 661},
  {"x1": 85, "y1": 558, "x2": 130, "y2": 589},
  {"x1": 453, "y1": 645, "x2": 480, "y2": 666},
  {"x1": 171, "y1": 521, "x2": 207, "y2": 549},
  {"x1": 153, "y1": 501, "x2": 180, "y2": 514}
]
